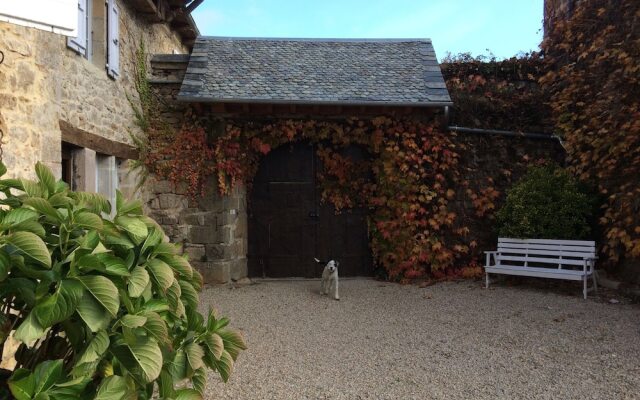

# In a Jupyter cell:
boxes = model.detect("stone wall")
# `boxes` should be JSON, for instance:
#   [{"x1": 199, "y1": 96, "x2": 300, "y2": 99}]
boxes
[{"x1": 0, "y1": 0, "x2": 188, "y2": 179}]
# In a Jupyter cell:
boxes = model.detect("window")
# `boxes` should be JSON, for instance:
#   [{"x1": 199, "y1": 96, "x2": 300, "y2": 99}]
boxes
[
  {"x1": 96, "y1": 154, "x2": 118, "y2": 213},
  {"x1": 66, "y1": 0, "x2": 119, "y2": 78},
  {"x1": 67, "y1": 0, "x2": 88, "y2": 56},
  {"x1": 0, "y1": 0, "x2": 77, "y2": 36}
]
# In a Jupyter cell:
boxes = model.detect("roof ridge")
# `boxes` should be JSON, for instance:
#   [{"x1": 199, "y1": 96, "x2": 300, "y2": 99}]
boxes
[{"x1": 196, "y1": 36, "x2": 432, "y2": 43}]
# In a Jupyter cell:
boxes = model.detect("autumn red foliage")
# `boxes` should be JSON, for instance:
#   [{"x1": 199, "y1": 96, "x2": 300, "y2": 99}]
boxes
[{"x1": 540, "y1": 0, "x2": 640, "y2": 268}]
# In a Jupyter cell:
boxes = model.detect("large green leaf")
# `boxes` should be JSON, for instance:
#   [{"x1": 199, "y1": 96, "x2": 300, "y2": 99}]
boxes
[
  {"x1": 157, "y1": 369, "x2": 176, "y2": 399},
  {"x1": 47, "y1": 376, "x2": 91, "y2": 399},
  {"x1": 120, "y1": 314, "x2": 147, "y2": 328},
  {"x1": 2, "y1": 208, "x2": 39, "y2": 226},
  {"x1": 203, "y1": 333, "x2": 224, "y2": 360},
  {"x1": 72, "y1": 330, "x2": 110, "y2": 378},
  {"x1": 185, "y1": 342, "x2": 205, "y2": 371},
  {"x1": 147, "y1": 258, "x2": 175, "y2": 291},
  {"x1": 0, "y1": 277, "x2": 36, "y2": 307},
  {"x1": 94, "y1": 376, "x2": 135, "y2": 400},
  {"x1": 0, "y1": 247, "x2": 10, "y2": 281},
  {"x1": 192, "y1": 368, "x2": 206, "y2": 396},
  {"x1": 33, "y1": 279, "x2": 83, "y2": 328},
  {"x1": 128, "y1": 266, "x2": 149, "y2": 298},
  {"x1": 167, "y1": 349, "x2": 188, "y2": 381},
  {"x1": 140, "y1": 227, "x2": 164, "y2": 256},
  {"x1": 114, "y1": 216, "x2": 148, "y2": 244},
  {"x1": 20, "y1": 179, "x2": 43, "y2": 198},
  {"x1": 116, "y1": 190, "x2": 143, "y2": 216},
  {"x1": 179, "y1": 280, "x2": 199, "y2": 309},
  {"x1": 8, "y1": 369, "x2": 35, "y2": 400},
  {"x1": 22, "y1": 198, "x2": 61, "y2": 222},
  {"x1": 74, "y1": 211, "x2": 103, "y2": 231},
  {"x1": 95, "y1": 253, "x2": 129, "y2": 277},
  {"x1": 14, "y1": 312, "x2": 46, "y2": 344},
  {"x1": 141, "y1": 311, "x2": 169, "y2": 345},
  {"x1": 6, "y1": 231, "x2": 51, "y2": 268},
  {"x1": 35, "y1": 162, "x2": 57, "y2": 195},
  {"x1": 76, "y1": 275, "x2": 120, "y2": 318},
  {"x1": 33, "y1": 359, "x2": 64, "y2": 394},
  {"x1": 76, "y1": 292, "x2": 112, "y2": 332},
  {"x1": 112, "y1": 336, "x2": 163, "y2": 383},
  {"x1": 175, "y1": 389, "x2": 203, "y2": 400},
  {"x1": 12, "y1": 220, "x2": 46, "y2": 237},
  {"x1": 211, "y1": 350, "x2": 234, "y2": 383},
  {"x1": 0, "y1": 161, "x2": 6, "y2": 177},
  {"x1": 160, "y1": 254, "x2": 193, "y2": 279}
]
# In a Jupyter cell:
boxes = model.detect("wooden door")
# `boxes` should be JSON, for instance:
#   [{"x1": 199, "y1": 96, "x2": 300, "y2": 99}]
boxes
[{"x1": 248, "y1": 142, "x2": 372, "y2": 278}]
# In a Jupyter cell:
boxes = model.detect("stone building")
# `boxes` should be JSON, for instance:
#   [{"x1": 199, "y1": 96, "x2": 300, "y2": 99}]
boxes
[
  {"x1": 0, "y1": 0, "x2": 199, "y2": 201},
  {"x1": 147, "y1": 37, "x2": 564, "y2": 283}
]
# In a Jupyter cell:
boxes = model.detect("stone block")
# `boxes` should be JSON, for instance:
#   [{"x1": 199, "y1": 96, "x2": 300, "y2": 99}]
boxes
[
  {"x1": 182, "y1": 212, "x2": 205, "y2": 226},
  {"x1": 205, "y1": 244, "x2": 227, "y2": 260},
  {"x1": 197, "y1": 261, "x2": 231, "y2": 284},
  {"x1": 189, "y1": 225, "x2": 218, "y2": 244},
  {"x1": 158, "y1": 193, "x2": 185, "y2": 209},
  {"x1": 184, "y1": 244, "x2": 206, "y2": 262},
  {"x1": 230, "y1": 258, "x2": 248, "y2": 281},
  {"x1": 217, "y1": 226, "x2": 233, "y2": 244}
]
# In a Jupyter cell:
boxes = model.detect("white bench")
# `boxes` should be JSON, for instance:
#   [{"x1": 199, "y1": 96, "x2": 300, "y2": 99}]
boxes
[{"x1": 484, "y1": 238, "x2": 598, "y2": 299}]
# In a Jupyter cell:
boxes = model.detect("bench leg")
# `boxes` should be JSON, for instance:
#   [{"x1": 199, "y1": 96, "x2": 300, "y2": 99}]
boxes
[
  {"x1": 583, "y1": 275, "x2": 588, "y2": 300},
  {"x1": 485, "y1": 271, "x2": 490, "y2": 289},
  {"x1": 592, "y1": 271, "x2": 598, "y2": 294}
]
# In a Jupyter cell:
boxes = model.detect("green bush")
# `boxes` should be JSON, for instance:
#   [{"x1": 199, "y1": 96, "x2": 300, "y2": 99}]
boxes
[
  {"x1": 0, "y1": 162, "x2": 245, "y2": 399},
  {"x1": 496, "y1": 165, "x2": 592, "y2": 239}
]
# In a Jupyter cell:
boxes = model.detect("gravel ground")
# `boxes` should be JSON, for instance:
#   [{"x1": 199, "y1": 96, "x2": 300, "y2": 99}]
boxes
[{"x1": 200, "y1": 279, "x2": 640, "y2": 400}]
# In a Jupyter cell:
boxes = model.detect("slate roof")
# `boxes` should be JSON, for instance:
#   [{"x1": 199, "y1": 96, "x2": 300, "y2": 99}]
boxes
[{"x1": 178, "y1": 37, "x2": 452, "y2": 107}]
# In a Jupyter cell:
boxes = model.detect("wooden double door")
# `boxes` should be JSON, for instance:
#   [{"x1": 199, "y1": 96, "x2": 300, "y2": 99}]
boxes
[{"x1": 248, "y1": 142, "x2": 372, "y2": 278}]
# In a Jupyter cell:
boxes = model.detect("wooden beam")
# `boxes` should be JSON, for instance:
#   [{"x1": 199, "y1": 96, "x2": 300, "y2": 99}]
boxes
[
  {"x1": 59, "y1": 120, "x2": 139, "y2": 160},
  {"x1": 185, "y1": 0, "x2": 204, "y2": 14}
]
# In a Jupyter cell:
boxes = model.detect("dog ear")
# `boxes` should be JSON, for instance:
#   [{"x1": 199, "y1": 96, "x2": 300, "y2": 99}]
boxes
[{"x1": 335, "y1": 261, "x2": 340, "y2": 268}]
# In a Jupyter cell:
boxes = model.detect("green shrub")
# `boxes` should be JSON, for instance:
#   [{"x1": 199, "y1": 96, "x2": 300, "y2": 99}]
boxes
[
  {"x1": 496, "y1": 165, "x2": 592, "y2": 239},
  {"x1": 0, "y1": 162, "x2": 245, "y2": 399}
]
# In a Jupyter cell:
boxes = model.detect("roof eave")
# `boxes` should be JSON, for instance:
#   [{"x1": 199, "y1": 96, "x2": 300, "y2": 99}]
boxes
[{"x1": 176, "y1": 96, "x2": 453, "y2": 108}]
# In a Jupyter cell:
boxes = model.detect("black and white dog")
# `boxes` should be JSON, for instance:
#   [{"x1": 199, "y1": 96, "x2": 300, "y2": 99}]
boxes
[{"x1": 315, "y1": 258, "x2": 340, "y2": 300}]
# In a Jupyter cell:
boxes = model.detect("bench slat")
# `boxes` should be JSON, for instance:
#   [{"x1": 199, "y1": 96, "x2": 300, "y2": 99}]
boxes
[
  {"x1": 485, "y1": 265, "x2": 587, "y2": 281},
  {"x1": 497, "y1": 242, "x2": 595, "y2": 252},
  {"x1": 498, "y1": 238, "x2": 595, "y2": 246},
  {"x1": 497, "y1": 255, "x2": 588, "y2": 266},
  {"x1": 496, "y1": 249, "x2": 596, "y2": 258}
]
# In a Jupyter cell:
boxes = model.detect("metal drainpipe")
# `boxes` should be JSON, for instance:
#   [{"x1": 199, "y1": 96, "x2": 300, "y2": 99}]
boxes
[{"x1": 448, "y1": 125, "x2": 566, "y2": 150}]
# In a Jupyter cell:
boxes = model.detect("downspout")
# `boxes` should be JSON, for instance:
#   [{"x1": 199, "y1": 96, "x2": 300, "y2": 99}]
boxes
[{"x1": 448, "y1": 125, "x2": 566, "y2": 150}]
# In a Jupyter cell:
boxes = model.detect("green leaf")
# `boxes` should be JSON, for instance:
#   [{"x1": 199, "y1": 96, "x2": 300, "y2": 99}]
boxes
[
  {"x1": 179, "y1": 280, "x2": 199, "y2": 309},
  {"x1": 167, "y1": 349, "x2": 188, "y2": 381},
  {"x1": 20, "y1": 179, "x2": 43, "y2": 197},
  {"x1": 6, "y1": 231, "x2": 51, "y2": 268},
  {"x1": 76, "y1": 275, "x2": 120, "y2": 318},
  {"x1": 152, "y1": 242, "x2": 178, "y2": 256},
  {"x1": 95, "y1": 253, "x2": 129, "y2": 277},
  {"x1": 141, "y1": 311, "x2": 169, "y2": 345},
  {"x1": 74, "y1": 211, "x2": 103, "y2": 231},
  {"x1": 204, "y1": 333, "x2": 224, "y2": 360},
  {"x1": 0, "y1": 161, "x2": 6, "y2": 177},
  {"x1": 161, "y1": 254, "x2": 193, "y2": 279},
  {"x1": 8, "y1": 369, "x2": 35, "y2": 400},
  {"x1": 112, "y1": 336, "x2": 163, "y2": 383},
  {"x1": 213, "y1": 350, "x2": 234, "y2": 383},
  {"x1": 33, "y1": 359, "x2": 64, "y2": 394},
  {"x1": 120, "y1": 314, "x2": 147, "y2": 328},
  {"x1": 48, "y1": 376, "x2": 91, "y2": 398},
  {"x1": 147, "y1": 258, "x2": 175, "y2": 291},
  {"x1": 76, "y1": 292, "x2": 111, "y2": 332},
  {"x1": 140, "y1": 227, "x2": 164, "y2": 256},
  {"x1": 33, "y1": 280, "x2": 83, "y2": 328},
  {"x1": 128, "y1": 266, "x2": 150, "y2": 298},
  {"x1": 158, "y1": 369, "x2": 176, "y2": 399},
  {"x1": 0, "y1": 247, "x2": 10, "y2": 281},
  {"x1": 35, "y1": 162, "x2": 57, "y2": 195},
  {"x1": 72, "y1": 330, "x2": 110, "y2": 378},
  {"x1": 94, "y1": 376, "x2": 135, "y2": 400},
  {"x1": 0, "y1": 277, "x2": 36, "y2": 307},
  {"x1": 12, "y1": 220, "x2": 46, "y2": 237},
  {"x1": 23, "y1": 198, "x2": 61, "y2": 222},
  {"x1": 219, "y1": 329, "x2": 248, "y2": 354},
  {"x1": 114, "y1": 216, "x2": 148, "y2": 244},
  {"x1": 192, "y1": 368, "x2": 206, "y2": 396},
  {"x1": 141, "y1": 299, "x2": 170, "y2": 313},
  {"x1": 2, "y1": 208, "x2": 39, "y2": 225},
  {"x1": 14, "y1": 312, "x2": 46, "y2": 344},
  {"x1": 185, "y1": 342, "x2": 205, "y2": 371},
  {"x1": 71, "y1": 192, "x2": 111, "y2": 215},
  {"x1": 176, "y1": 389, "x2": 203, "y2": 400}
]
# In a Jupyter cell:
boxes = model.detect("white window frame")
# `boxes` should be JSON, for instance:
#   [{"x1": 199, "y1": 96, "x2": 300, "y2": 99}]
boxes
[{"x1": 0, "y1": 0, "x2": 78, "y2": 36}]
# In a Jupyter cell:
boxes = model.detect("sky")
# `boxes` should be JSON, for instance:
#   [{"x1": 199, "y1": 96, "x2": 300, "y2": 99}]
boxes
[{"x1": 191, "y1": 0, "x2": 544, "y2": 60}]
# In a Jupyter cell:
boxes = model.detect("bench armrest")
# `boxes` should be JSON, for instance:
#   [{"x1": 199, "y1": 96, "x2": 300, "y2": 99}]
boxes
[{"x1": 484, "y1": 251, "x2": 498, "y2": 267}]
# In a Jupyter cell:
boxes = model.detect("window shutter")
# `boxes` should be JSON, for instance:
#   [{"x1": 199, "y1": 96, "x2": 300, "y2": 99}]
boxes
[
  {"x1": 107, "y1": 0, "x2": 120, "y2": 79},
  {"x1": 66, "y1": 0, "x2": 87, "y2": 56}
]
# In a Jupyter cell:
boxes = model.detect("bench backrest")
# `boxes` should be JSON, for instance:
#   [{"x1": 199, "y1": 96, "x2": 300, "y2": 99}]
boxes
[{"x1": 497, "y1": 238, "x2": 596, "y2": 269}]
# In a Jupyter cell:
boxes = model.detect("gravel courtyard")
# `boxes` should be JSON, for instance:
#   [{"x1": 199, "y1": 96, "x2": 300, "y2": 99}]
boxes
[{"x1": 200, "y1": 279, "x2": 640, "y2": 400}]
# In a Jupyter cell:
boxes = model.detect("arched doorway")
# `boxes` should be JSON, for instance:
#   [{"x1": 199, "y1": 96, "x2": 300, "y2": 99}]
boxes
[{"x1": 248, "y1": 142, "x2": 372, "y2": 278}]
